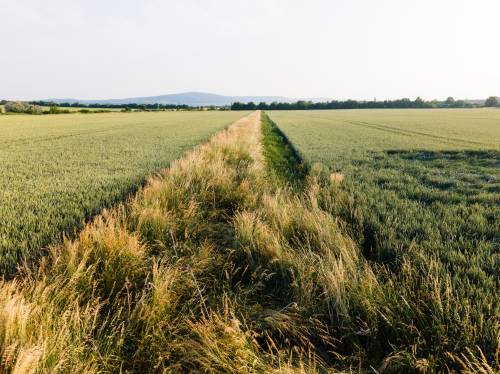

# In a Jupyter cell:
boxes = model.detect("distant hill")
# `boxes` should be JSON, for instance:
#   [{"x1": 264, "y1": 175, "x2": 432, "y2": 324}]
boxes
[{"x1": 48, "y1": 92, "x2": 301, "y2": 106}]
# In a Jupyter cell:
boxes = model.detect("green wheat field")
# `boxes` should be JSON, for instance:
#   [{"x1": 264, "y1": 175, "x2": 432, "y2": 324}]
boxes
[
  {"x1": 269, "y1": 108, "x2": 500, "y2": 365},
  {"x1": 0, "y1": 111, "x2": 245, "y2": 276}
]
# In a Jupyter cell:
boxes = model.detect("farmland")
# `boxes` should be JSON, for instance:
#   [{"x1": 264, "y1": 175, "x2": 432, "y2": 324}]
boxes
[
  {"x1": 0, "y1": 109, "x2": 498, "y2": 372},
  {"x1": 0, "y1": 111, "x2": 245, "y2": 276},
  {"x1": 268, "y1": 109, "x2": 500, "y2": 365},
  {"x1": 267, "y1": 109, "x2": 499, "y2": 275}
]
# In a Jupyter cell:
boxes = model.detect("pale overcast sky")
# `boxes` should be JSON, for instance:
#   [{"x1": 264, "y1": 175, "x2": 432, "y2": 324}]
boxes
[{"x1": 1, "y1": 0, "x2": 499, "y2": 101}]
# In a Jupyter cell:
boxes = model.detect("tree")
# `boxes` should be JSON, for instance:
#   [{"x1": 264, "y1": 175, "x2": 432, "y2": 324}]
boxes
[
  {"x1": 246, "y1": 102, "x2": 256, "y2": 110},
  {"x1": 445, "y1": 97, "x2": 455, "y2": 106},
  {"x1": 414, "y1": 97, "x2": 425, "y2": 108},
  {"x1": 485, "y1": 96, "x2": 498, "y2": 107},
  {"x1": 257, "y1": 102, "x2": 268, "y2": 110}
]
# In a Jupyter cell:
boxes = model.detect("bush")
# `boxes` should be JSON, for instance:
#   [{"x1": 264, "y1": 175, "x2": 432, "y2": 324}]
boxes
[
  {"x1": 4, "y1": 101, "x2": 26, "y2": 113},
  {"x1": 4, "y1": 101, "x2": 43, "y2": 114}
]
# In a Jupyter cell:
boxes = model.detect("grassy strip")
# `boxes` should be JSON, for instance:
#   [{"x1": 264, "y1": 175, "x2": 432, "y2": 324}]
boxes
[
  {"x1": 261, "y1": 112, "x2": 308, "y2": 186},
  {"x1": 0, "y1": 111, "x2": 495, "y2": 372}
]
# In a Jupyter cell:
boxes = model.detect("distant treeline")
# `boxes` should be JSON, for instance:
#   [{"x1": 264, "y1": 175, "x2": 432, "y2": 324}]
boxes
[
  {"x1": 28, "y1": 101, "x2": 194, "y2": 110},
  {"x1": 0, "y1": 100, "x2": 230, "y2": 115},
  {"x1": 0, "y1": 101, "x2": 112, "y2": 115},
  {"x1": 231, "y1": 96, "x2": 499, "y2": 110},
  {"x1": 2, "y1": 96, "x2": 498, "y2": 115}
]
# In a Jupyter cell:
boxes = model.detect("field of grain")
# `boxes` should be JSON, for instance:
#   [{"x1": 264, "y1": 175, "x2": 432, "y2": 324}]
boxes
[
  {"x1": 268, "y1": 108, "x2": 500, "y2": 364},
  {"x1": 0, "y1": 111, "x2": 246, "y2": 276},
  {"x1": 0, "y1": 110, "x2": 497, "y2": 372}
]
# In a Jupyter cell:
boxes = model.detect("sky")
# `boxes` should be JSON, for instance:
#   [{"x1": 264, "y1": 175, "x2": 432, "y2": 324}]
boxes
[{"x1": 1, "y1": 0, "x2": 499, "y2": 101}]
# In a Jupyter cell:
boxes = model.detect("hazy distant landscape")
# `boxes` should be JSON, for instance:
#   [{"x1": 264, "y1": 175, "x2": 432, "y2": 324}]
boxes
[
  {"x1": 48, "y1": 91, "x2": 299, "y2": 106},
  {"x1": 46, "y1": 91, "x2": 498, "y2": 106}
]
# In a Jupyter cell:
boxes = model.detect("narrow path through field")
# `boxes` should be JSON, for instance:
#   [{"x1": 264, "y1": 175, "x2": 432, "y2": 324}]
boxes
[{"x1": 0, "y1": 110, "x2": 274, "y2": 372}]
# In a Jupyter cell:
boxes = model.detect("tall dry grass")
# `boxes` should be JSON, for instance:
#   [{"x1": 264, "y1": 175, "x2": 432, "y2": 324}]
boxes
[{"x1": 0, "y1": 111, "x2": 496, "y2": 372}]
